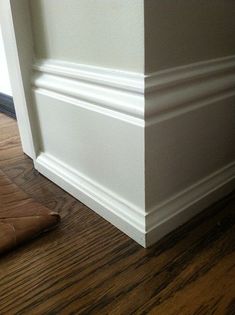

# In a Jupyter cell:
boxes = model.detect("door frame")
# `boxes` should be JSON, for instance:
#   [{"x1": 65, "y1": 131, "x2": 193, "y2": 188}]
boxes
[{"x1": 0, "y1": 0, "x2": 36, "y2": 158}]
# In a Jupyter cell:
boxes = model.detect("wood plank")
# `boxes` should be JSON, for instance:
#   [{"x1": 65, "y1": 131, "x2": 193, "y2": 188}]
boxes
[{"x1": 0, "y1": 168, "x2": 60, "y2": 255}]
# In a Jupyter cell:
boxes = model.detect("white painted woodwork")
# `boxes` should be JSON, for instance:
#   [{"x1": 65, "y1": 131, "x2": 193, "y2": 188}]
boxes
[
  {"x1": 0, "y1": 26, "x2": 12, "y2": 95},
  {"x1": 1, "y1": 0, "x2": 235, "y2": 247},
  {"x1": 0, "y1": 0, "x2": 37, "y2": 158}
]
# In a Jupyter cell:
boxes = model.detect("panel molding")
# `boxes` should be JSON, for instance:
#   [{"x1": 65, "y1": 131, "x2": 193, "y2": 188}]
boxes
[
  {"x1": 145, "y1": 55, "x2": 235, "y2": 123},
  {"x1": 4, "y1": 0, "x2": 235, "y2": 248},
  {"x1": 145, "y1": 55, "x2": 235, "y2": 92},
  {"x1": 32, "y1": 55, "x2": 235, "y2": 124},
  {"x1": 32, "y1": 55, "x2": 235, "y2": 247},
  {"x1": 33, "y1": 60, "x2": 145, "y2": 124},
  {"x1": 33, "y1": 59, "x2": 144, "y2": 94}
]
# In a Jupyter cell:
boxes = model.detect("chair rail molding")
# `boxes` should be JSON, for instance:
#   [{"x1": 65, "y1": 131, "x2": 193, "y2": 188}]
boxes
[
  {"x1": 32, "y1": 55, "x2": 235, "y2": 124},
  {"x1": 32, "y1": 59, "x2": 145, "y2": 125},
  {"x1": 145, "y1": 55, "x2": 235, "y2": 123}
]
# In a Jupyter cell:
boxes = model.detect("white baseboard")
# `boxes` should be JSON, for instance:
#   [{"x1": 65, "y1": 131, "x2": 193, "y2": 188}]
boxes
[
  {"x1": 4, "y1": 0, "x2": 235, "y2": 249},
  {"x1": 35, "y1": 152, "x2": 146, "y2": 246},
  {"x1": 35, "y1": 152, "x2": 235, "y2": 247},
  {"x1": 32, "y1": 55, "x2": 235, "y2": 247},
  {"x1": 146, "y1": 162, "x2": 235, "y2": 246}
]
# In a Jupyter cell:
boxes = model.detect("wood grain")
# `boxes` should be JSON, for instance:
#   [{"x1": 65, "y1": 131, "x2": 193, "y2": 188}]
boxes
[
  {"x1": 0, "y1": 169, "x2": 60, "y2": 255},
  {"x1": 0, "y1": 113, "x2": 234, "y2": 315}
]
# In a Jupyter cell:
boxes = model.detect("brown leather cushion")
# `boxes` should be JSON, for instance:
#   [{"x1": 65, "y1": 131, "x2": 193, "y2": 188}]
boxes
[{"x1": 0, "y1": 170, "x2": 60, "y2": 255}]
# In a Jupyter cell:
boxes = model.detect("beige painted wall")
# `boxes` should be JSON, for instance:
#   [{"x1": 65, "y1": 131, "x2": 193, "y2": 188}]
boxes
[
  {"x1": 145, "y1": 0, "x2": 235, "y2": 72},
  {"x1": 30, "y1": 0, "x2": 144, "y2": 73}
]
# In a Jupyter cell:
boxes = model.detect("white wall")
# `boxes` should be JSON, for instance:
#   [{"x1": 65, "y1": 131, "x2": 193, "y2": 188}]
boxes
[
  {"x1": 0, "y1": 25, "x2": 12, "y2": 95},
  {"x1": 30, "y1": 0, "x2": 145, "y2": 73},
  {"x1": 145, "y1": 0, "x2": 235, "y2": 72}
]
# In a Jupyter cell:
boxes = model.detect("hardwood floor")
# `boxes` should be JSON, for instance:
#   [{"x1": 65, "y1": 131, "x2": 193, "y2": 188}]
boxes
[
  {"x1": 0, "y1": 168, "x2": 60, "y2": 255},
  {"x1": 0, "y1": 112, "x2": 234, "y2": 315}
]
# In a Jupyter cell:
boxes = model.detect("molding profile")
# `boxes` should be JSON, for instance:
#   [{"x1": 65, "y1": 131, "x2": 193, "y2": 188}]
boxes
[
  {"x1": 31, "y1": 55, "x2": 235, "y2": 247},
  {"x1": 32, "y1": 55, "x2": 235, "y2": 124},
  {"x1": 145, "y1": 55, "x2": 235, "y2": 93},
  {"x1": 32, "y1": 60, "x2": 145, "y2": 125},
  {"x1": 35, "y1": 153, "x2": 235, "y2": 248},
  {"x1": 33, "y1": 59, "x2": 144, "y2": 94},
  {"x1": 4, "y1": 1, "x2": 235, "y2": 248},
  {"x1": 146, "y1": 162, "x2": 235, "y2": 246},
  {"x1": 35, "y1": 152, "x2": 146, "y2": 246},
  {"x1": 146, "y1": 56, "x2": 235, "y2": 123},
  {"x1": 32, "y1": 73, "x2": 144, "y2": 125}
]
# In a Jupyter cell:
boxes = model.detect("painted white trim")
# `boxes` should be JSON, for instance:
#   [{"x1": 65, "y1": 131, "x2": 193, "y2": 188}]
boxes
[
  {"x1": 32, "y1": 56, "x2": 235, "y2": 247},
  {"x1": 145, "y1": 55, "x2": 235, "y2": 92},
  {"x1": 145, "y1": 55, "x2": 235, "y2": 121},
  {"x1": 33, "y1": 87, "x2": 144, "y2": 127},
  {"x1": 3, "y1": 1, "x2": 235, "y2": 248},
  {"x1": 146, "y1": 90, "x2": 235, "y2": 126},
  {"x1": 0, "y1": 0, "x2": 36, "y2": 158},
  {"x1": 35, "y1": 152, "x2": 146, "y2": 246},
  {"x1": 32, "y1": 72, "x2": 145, "y2": 121},
  {"x1": 147, "y1": 162, "x2": 235, "y2": 226},
  {"x1": 32, "y1": 55, "x2": 235, "y2": 124},
  {"x1": 146, "y1": 174, "x2": 235, "y2": 247},
  {"x1": 35, "y1": 152, "x2": 235, "y2": 247},
  {"x1": 33, "y1": 59, "x2": 144, "y2": 94}
]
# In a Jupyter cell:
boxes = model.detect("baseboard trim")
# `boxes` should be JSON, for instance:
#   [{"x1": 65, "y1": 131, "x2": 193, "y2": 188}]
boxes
[
  {"x1": 32, "y1": 56, "x2": 235, "y2": 247},
  {"x1": 145, "y1": 55, "x2": 235, "y2": 122},
  {"x1": 0, "y1": 93, "x2": 15, "y2": 119},
  {"x1": 35, "y1": 152, "x2": 146, "y2": 246},
  {"x1": 146, "y1": 163, "x2": 235, "y2": 246},
  {"x1": 35, "y1": 152, "x2": 235, "y2": 247},
  {"x1": 32, "y1": 55, "x2": 235, "y2": 124}
]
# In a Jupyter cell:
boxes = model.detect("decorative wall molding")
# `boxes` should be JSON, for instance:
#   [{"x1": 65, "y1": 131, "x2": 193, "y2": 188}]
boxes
[
  {"x1": 146, "y1": 176, "x2": 235, "y2": 247},
  {"x1": 35, "y1": 152, "x2": 235, "y2": 248},
  {"x1": 145, "y1": 55, "x2": 235, "y2": 122},
  {"x1": 32, "y1": 55, "x2": 235, "y2": 124},
  {"x1": 35, "y1": 152, "x2": 146, "y2": 246},
  {"x1": 6, "y1": 0, "x2": 235, "y2": 249},
  {"x1": 32, "y1": 55, "x2": 235, "y2": 247},
  {"x1": 146, "y1": 162, "x2": 235, "y2": 243},
  {"x1": 32, "y1": 60, "x2": 145, "y2": 124},
  {"x1": 33, "y1": 59, "x2": 144, "y2": 93},
  {"x1": 145, "y1": 55, "x2": 235, "y2": 92},
  {"x1": 32, "y1": 73, "x2": 145, "y2": 124}
]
